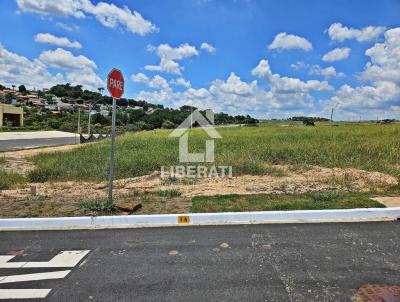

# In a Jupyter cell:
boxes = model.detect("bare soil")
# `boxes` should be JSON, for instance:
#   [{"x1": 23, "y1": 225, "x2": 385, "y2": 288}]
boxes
[
  {"x1": 0, "y1": 162, "x2": 397, "y2": 217},
  {"x1": 0, "y1": 144, "x2": 84, "y2": 174}
]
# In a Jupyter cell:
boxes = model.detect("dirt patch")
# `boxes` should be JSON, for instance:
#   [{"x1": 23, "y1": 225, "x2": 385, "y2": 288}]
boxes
[
  {"x1": 115, "y1": 166, "x2": 397, "y2": 197},
  {"x1": 371, "y1": 196, "x2": 400, "y2": 207},
  {"x1": 0, "y1": 144, "x2": 84, "y2": 175},
  {"x1": 0, "y1": 166, "x2": 397, "y2": 217}
]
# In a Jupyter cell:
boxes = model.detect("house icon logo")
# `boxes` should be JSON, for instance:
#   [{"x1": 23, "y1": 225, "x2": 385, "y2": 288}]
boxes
[{"x1": 169, "y1": 110, "x2": 221, "y2": 163}]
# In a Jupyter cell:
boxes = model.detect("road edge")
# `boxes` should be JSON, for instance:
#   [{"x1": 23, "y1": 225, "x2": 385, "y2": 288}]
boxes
[{"x1": 0, "y1": 208, "x2": 399, "y2": 231}]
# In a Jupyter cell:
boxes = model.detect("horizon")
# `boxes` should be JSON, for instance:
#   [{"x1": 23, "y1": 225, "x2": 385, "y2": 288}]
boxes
[{"x1": 0, "y1": 0, "x2": 399, "y2": 120}]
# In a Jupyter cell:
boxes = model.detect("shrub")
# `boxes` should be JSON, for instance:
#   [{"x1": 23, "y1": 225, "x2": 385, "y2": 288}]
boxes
[
  {"x1": 79, "y1": 199, "x2": 117, "y2": 213},
  {"x1": 0, "y1": 170, "x2": 27, "y2": 190}
]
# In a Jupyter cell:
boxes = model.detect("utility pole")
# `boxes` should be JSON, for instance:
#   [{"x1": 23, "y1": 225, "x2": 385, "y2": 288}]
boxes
[
  {"x1": 87, "y1": 103, "x2": 91, "y2": 135},
  {"x1": 330, "y1": 107, "x2": 334, "y2": 122},
  {"x1": 77, "y1": 107, "x2": 81, "y2": 134}
]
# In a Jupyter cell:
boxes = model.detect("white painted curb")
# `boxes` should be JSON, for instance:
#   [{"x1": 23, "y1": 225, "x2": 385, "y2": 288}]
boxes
[{"x1": 0, "y1": 208, "x2": 399, "y2": 231}]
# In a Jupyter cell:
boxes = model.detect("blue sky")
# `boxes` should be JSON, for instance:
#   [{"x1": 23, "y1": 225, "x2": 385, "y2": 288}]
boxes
[{"x1": 0, "y1": 0, "x2": 399, "y2": 120}]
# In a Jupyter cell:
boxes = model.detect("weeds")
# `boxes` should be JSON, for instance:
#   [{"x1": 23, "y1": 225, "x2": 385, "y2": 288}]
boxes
[
  {"x1": 0, "y1": 170, "x2": 27, "y2": 190},
  {"x1": 79, "y1": 198, "x2": 117, "y2": 213},
  {"x1": 155, "y1": 189, "x2": 182, "y2": 198}
]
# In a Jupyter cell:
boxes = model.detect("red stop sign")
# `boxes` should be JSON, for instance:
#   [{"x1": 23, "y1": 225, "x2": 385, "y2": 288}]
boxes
[{"x1": 107, "y1": 68, "x2": 124, "y2": 99}]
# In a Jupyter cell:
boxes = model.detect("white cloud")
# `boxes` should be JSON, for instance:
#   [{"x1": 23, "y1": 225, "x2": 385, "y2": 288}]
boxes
[
  {"x1": 55, "y1": 22, "x2": 80, "y2": 32},
  {"x1": 322, "y1": 47, "x2": 351, "y2": 62},
  {"x1": 170, "y1": 77, "x2": 191, "y2": 88},
  {"x1": 34, "y1": 33, "x2": 82, "y2": 49},
  {"x1": 268, "y1": 32, "x2": 312, "y2": 51},
  {"x1": 38, "y1": 48, "x2": 104, "y2": 90},
  {"x1": 0, "y1": 45, "x2": 64, "y2": 89},
  {"x1": 147, "y1": 75, "x2": 170, "y2": 90},
  {"x1": 145, "y1": 43, "x2": 199, "y2": 75},
  {"x1": 66, "y1": 67, "x2": 104, "y2": 90},
  {"x1": 39, "y1": 48, "x2": 96, "y2": 69},
  {"x1": 212, "y1": 72, "x2": 257, "y2": 96},
  {"x1": 362, "y1": 27, "x2": 400, "y2": 85},
  {"x1": 251, "y1": 59, "x2": 271, "y2": 78},
  {"x1": 131, "y1": 72, "x2": 149, "y2": 83},
  {"x1": 329, "y1": 82, "x2": 400, "y2": 112},
  {"x1": 310, "y1": 66, "x2": 342, "y2": 77},
  {"x1": 149, "y1": 43, "x2": 199, "y2": 61},
  {"x1": 16, "y1": 0, "x2": 157, "y2": 36},
  {"x1": 326, "y1": 27, "x2": 400, "y2": 118},
  {"x1": 327, "y1": 22, "x2": 386, "y2": 42},
  {"x1": 16, "y1": 0, "x2": 86, "y2": 18},
  {"x1": 291, "y1": 62, "x2": 344, "y2": 78},
  {"x1": 145, "y1": 58, "x2": 182, "y2": 75},
  {"x1": 200, "y1": 42, "x2": 216, "y2": 54},
  {"x1": 252, "y1": 59, "x2": 333, "y2": 93},
  {"x1": 135, "y1": 60, "x2": 332, "y2": 118},
  {"x1": 131, "y1": 73, "x2": 170, "y2": 90}
]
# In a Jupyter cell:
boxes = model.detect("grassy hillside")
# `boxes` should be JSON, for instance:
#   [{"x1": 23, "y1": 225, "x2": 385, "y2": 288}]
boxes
[{"x1": 28, "y1": 122, "x2": 400, "y2": 182}]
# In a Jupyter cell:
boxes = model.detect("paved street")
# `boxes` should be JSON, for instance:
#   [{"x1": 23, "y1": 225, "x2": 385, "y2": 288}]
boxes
[
  {"x1": 0, "y1": 222, "x2": 399, "y2": 301},
  {"x1": 0, "y1": 131, "x2": 78, "y2": 151}
]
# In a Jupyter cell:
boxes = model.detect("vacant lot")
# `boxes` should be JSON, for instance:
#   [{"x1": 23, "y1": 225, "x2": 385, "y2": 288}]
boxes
[
  {"x1": 1, "y1": 122, "x2": 399, "y2": 217},
  {"x1": 28, "y1": 122, "x2": 400, "y2": 182}
]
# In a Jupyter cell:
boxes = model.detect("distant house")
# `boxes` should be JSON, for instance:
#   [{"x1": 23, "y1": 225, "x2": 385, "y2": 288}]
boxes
[
  {"x1": 0, "y1": 89, "x2": 17, "y2": 95},
  {"x1": 126, "y1": 106, "x2": 143, "y2": 111},
  {"x1": 27, "y1": 98, "x2": 46, "y2": 107},
  {"x1": 0, "y1": 104, "x2": 23, "y2": 127},
  {"x1": 56, "y1": 100, "x2": 73, "y2": 111},
  {"x1": 146, "y1": 107, "x2": 158, "y2": 114}
]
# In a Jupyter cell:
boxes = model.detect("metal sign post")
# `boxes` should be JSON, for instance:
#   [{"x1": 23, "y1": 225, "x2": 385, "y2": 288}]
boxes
[
  {"x1": 106, "y1": 68, "x2": 124, "y2": 205},
  {"x1": 107, "y1": 97, "x2": 117, "y2": 204}
]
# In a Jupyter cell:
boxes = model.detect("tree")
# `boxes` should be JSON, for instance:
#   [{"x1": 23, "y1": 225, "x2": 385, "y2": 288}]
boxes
[{"x1": 18, "y1": 85, "x2": 27, "y2": 93}]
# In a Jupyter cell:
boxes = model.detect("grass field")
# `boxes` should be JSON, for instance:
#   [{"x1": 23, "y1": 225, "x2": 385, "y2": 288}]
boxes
[
  {"x1": 191, "y1": 191, "x2": 384, "y2": 212},
  {"x1": 28, "y1": 122, "x2": 400, "y2": 182}
]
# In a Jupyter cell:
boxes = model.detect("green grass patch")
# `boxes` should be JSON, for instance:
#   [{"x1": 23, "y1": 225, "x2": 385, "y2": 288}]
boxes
[
  {"x1": 28, "y1": 122, "x2": 400, "y2": 182},
  {"x1": 191, "y1": 191, "x2": 384, "y2": 213},
  {"x1": 155, "y1": 189, "x2": 182, "y2": 198},
  {"x1": 0, "y1": 170, "x2": 27, "y2": 190},
  {"x1": 79, "y1": 198, "x2": 117, "y2": 213},
  {"x1": 0, "y1": 157, "x2": 6, "y2": 165}
]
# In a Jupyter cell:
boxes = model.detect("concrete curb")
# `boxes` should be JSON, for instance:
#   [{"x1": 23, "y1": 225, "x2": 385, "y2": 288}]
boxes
[{"x1": 0, "y1": 208, "x2": 399, "y2": 231}]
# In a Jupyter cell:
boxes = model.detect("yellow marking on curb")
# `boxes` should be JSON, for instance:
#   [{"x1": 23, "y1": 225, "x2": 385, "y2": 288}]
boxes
[{"x1": 178, "y1": 216, "x2": 190, "y2": 224}]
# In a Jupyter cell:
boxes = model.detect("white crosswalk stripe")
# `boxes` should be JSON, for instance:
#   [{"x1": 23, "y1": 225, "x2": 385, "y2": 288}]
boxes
[
  {"x1": 0, "y1": 289, "x2": 52, "y2": 299},
  {"x1": 0, "y1": 270, "x2": 71, "y2": 284},
  {"x1": 0, "y1": 250, "x2": 90, "y2": 268},
  {"x1": 0, "y1": 250, "x2": 90, "y2": 299}
]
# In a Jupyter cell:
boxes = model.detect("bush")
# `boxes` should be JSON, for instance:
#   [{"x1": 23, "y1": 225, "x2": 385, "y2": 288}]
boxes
[
  {"x1": 79, "y1": 199, "x2": 117, "y2": 213},
  {"x1": 28, "y1": 168, "x2": 50, "y2": 182},
  {"x1": 161, "y1": 120, "x2": 176, "y2": 129},
  {"x1": 311, "y1": 191, "x2": 341, "y2": 202},
  {"x1": 0, "y1": 170, "x2": 27, "y2": 190}
]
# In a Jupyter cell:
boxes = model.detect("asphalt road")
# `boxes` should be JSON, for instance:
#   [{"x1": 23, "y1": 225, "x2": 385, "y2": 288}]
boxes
[
  {"x1": 0, "y1": 222, "x2": 399, "y2": 301},
  {"x1": 0, "y1": 137, "x2": 78, "y2": 151},
  {"x1": 0, "y1": 131, "x2": 78, "y2": 151}
]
